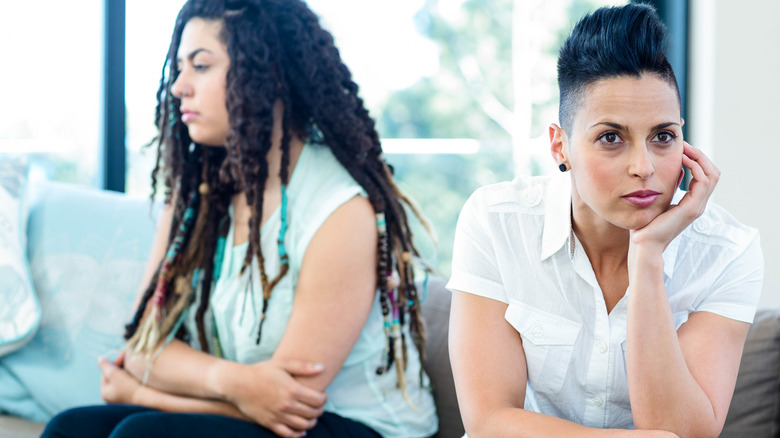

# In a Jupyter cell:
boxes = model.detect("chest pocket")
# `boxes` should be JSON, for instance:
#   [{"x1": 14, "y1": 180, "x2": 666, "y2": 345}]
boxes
[{"x1": 505, "y1": 300, "x2": 581, "y2": 394}]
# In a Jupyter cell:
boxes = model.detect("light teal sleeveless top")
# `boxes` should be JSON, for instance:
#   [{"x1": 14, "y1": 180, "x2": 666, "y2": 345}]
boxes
[{"x1": 185, "y1": 143, "x2": 437, "y2": 437}]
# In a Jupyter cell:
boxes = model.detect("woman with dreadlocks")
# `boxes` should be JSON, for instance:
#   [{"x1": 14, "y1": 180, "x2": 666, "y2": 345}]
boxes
[{"x1": 41, "y1": 1, "x2": 437, "y2": 437}]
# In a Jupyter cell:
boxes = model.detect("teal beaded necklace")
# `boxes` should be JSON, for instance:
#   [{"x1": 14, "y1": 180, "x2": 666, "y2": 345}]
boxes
[{"x1": 151, "y1": 183, "x2": 290, "y2": 359}]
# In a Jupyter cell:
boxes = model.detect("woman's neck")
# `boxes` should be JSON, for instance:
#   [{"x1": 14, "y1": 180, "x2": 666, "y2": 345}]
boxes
[
  {"x1": 231, "y1": 98, "x2": 304, "y2": 240},
  {"x1": 264, "y1": 99, "x2": 304, "y2": 192},
  {"x1": 264, "y1": 133, "x2": 304, "y2": 192},
  {"x1": 571, "y1": 195, "x2": 631, "y2": 313},
  {"x1": 571, "y1": 195, "x2": 630, "y2": 273}
]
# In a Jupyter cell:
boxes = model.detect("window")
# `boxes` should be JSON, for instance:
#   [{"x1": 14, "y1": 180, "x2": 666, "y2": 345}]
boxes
[
  {"x1": 0, "y1": 1, "x2": 103, "y2": 185},
  {"x1": 125, "y1": 0, "x2": 186, "y2": 196},
  {"x1": 307, "y1": 0, "x2": 629, "y2": 275}
]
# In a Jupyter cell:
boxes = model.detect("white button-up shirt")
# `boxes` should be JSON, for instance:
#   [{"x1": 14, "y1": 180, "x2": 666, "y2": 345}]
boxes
[{"x1": 447, "y1": 173, "x2": 763, "y2": 429}]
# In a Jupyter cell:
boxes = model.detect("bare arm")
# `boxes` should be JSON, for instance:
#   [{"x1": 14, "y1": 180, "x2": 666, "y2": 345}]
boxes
[
  {"x1": 450, "y1": 291, "x2": 678, "y2": 438},
  {"x1": 99, "y1": 355, "x2": 248, "y2": 420},
  {"x1": 268, "y1": 194, "x2": 378, "y2": 389},
  {"x1": 624, "y1": 143, "x2": 746, "y2": 437},
  {"x1": 626, "y1": 249, "x2": 748, "y2": 437}
]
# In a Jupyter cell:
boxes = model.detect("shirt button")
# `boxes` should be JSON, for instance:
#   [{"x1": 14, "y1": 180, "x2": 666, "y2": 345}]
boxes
[
  {"x1": 525, "y1": 190, "x2": 542, "y2": 207},
  {"x1": 597, "y1": 341, "x2": 608, "y2": 353},
  {"x1": 592, "y1": 396, "x2": 603, "y2": 407},
  {"x1": 531, "y1": 325, "x2": 544, "y2": 338},
  {"x1": 693, "y1": 218, "x2": 710, "y2": 233}
]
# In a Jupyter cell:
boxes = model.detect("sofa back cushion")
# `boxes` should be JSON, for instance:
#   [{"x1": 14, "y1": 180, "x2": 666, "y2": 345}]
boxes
[
  {"x1": 421, "y1": 277, "x2": 465, "y2": 438},
  {"x1": 721, "y1": 308, "x2": 780, "y2": 437},
  {"x1": 0, "y1": 181, "x2": 157, "y2": 422}
]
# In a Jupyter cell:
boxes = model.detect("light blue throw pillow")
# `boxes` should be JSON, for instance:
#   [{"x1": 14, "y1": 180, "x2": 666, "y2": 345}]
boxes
[
  {"x1": 0, "y1": 181, "x2": 158, "y2": 422},
  {"x1": 0, "y1": 156, "x2": 40, "y2": 357}
]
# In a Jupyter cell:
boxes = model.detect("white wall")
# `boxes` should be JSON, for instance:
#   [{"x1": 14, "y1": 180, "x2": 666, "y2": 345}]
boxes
[{"x1": 689, "y1": 0, "x2": 780, "y2": 308}]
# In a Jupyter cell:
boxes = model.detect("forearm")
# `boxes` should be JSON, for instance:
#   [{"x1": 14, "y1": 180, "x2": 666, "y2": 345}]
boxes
[
  {"x1": 131, "y1": 382, "x2": 250, "y2": 421},
  {"x1": 125, "y1": 340, "x2": 241, "y2": 401},
  {"x1": 626, "y1": 249, "x2": 718, "y2": 437},
  {"x1": 467, "y1": 407, "x2": 675, "y2": 438}
]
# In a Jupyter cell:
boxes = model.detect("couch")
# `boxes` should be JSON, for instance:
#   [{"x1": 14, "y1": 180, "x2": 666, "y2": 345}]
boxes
[{"x1": 0, "y1": 178, "x2": 778, "y2": 437}]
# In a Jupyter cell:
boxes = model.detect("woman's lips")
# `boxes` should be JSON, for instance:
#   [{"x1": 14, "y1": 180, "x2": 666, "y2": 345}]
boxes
[
  {"x1": 181, "y1": 111, "x2": 198, "y2": 122},
  {"x1": 622, "y1": 190, "x2": 661, "y2": 207}
]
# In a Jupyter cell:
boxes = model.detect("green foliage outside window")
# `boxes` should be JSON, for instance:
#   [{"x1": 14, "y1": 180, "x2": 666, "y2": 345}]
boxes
[{"x1": 377, "y1": 0, "x2": 627, "y2": 276}]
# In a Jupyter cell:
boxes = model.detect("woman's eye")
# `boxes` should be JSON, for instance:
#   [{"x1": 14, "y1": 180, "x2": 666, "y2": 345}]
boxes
[
  {"x1": 653, "y1": 131, "x2": 676, "y2": 144},
  {"x1": 598, "y1": 132, "x2": 622, "y2": 145},
  {"x1": 193, "y1": 64, "x2": 209, "y2": 71}
]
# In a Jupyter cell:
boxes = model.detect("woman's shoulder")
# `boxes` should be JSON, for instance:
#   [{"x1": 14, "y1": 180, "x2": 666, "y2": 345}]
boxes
[
  {"x1": 465, "y1": 174, "x2": 559, "y2": 213},
  {"x1": 291, "y1": 143, "x2": 363, "y2": 196},
  {"x1": 286, "y1": 143, "x2": 368, "y2": 257},
  {"x1": 682, "y1": 196, "x2": 760, "y2": 251}
]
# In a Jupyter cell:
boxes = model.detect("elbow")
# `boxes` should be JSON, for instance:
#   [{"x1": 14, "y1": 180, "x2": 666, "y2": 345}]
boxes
[
  {"x1": 461, "y1": 405, "x2": 519, "y2": 438},
  {"x1": 462, "y1": 421, "x2": 497, "y2": 438},
  {"x1": 676, "y1": 428, "x2": 721, "y2": 438},
  {"x1": 634, "y1": 417, "x2": 722, "y2": 438},
  {"x1": 689, "y1": 422, "x2": 724, "y2": 438},
  {"x1": 460, "y1": 406, "x2": 495, "y2": 438}
]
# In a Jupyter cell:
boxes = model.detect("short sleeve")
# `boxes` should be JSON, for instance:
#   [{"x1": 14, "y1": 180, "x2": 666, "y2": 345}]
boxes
[
  {"x1": 446, "y1": 189, "x2": 507, "y2": 303},
  {"x1": 289, "y1": 145, "x2": 365, "y2": 268},
  {"x1": 695, "y1": 231, "x2": 763, "y2": 323}
]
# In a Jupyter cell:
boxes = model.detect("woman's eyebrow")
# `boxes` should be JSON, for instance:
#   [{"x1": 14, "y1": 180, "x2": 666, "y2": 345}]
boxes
[
  {"x1": 587, "y1": 121, "x2": 681, "y2": 131},
  {"x1": 588, "y1": 121, "x2": 627, "y2": 131},
  {"x1": 176, "y1": 48, "x2": 212, "y2": 64},
  {"x1": 651, "y1": 122, "x2": 681, "y2": 130}
]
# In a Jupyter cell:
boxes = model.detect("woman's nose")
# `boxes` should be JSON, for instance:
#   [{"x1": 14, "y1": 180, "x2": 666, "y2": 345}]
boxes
[
  {"x1": 171, "y1": 73, "x2": 191, "y2": 98},
  {"x1": 628, "y1": 146, "x2": 654, "y2": 179}
]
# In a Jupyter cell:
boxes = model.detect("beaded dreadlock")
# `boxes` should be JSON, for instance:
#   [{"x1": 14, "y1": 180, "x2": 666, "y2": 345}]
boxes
[{"x1": 125, "y1": 0, "x2": 433, "y2": 395}]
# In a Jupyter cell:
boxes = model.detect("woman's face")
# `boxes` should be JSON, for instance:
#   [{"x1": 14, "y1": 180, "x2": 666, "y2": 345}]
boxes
[
  {"x1": 171, "y1": 18, "x2": 230, "y2": 147},
  {"x1": 558, "y1": 74, "x2": 683, "y2": 231}
]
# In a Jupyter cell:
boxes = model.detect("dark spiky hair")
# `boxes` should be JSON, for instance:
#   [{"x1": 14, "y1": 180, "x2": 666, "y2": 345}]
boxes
[{"x1": 557, "y1": 3, "x2": 680, "y2": 132}]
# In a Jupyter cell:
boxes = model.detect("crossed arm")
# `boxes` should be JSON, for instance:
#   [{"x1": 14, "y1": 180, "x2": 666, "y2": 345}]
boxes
[{"x1": 100, "y1": 195, "x2": 378, "y2": 438}]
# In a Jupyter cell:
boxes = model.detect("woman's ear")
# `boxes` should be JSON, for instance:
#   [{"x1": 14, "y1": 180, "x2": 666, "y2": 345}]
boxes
[
  {"x1": 677, "y1": 167, "x2": 685, "y2": 188},
  {"x1": 550, "y1": 123, "x2": 568, "y2": 167}
]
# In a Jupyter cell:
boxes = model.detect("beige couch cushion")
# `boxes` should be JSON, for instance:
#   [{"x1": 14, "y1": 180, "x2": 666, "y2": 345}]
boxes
[{"x1": 721, "y1": 308, "x2": 780, "y2": 437}]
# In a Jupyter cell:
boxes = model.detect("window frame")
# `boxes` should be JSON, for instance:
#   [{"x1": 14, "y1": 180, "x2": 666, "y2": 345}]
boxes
[{"x1": 102, "y1": 0, "x2": 126, "y2": 192}]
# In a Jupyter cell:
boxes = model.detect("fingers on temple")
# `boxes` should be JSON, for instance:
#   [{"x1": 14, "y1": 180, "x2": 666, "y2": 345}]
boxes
[
  {"x1": 683, "y1": 142, "x2": 720, "y2": 179},
  {"x1": 682, "y1": 154, "x2": 706, "y2": 182}
]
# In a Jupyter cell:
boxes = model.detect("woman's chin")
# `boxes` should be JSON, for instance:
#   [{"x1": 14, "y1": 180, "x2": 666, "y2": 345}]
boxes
[
  {"x1": 619, "y1": 211, "x2": 662, "y2": 231},
  {"x1": 186, "y1": 129, "x2": 227, "y2": 147},
  {"x1": 190, "y1": 137, "x2": 226, "y2": 148}
]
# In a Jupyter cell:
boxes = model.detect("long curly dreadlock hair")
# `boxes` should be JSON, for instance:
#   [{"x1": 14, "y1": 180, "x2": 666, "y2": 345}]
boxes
[{"x1": 124, "y1": 0, "x2": 432, "y2": 391}]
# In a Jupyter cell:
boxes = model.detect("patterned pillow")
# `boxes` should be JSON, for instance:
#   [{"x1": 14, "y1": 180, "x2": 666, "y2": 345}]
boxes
[
  {"x1": 0, "y1": 181, "x2": 157, "y2": 422},
  {"x1": 0, "y1": 156, "x2": 39, "y2": 357}
]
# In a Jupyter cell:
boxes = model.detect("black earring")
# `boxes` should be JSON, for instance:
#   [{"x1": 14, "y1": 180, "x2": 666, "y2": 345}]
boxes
[{"x1": 559, "y1": 163, "x2": 567, "y2": 172}]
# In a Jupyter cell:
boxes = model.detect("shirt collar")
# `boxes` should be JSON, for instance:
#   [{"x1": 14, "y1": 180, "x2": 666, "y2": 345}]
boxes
[{"x1": 540, "y1": 172, "x2": 572, "y2": 261}]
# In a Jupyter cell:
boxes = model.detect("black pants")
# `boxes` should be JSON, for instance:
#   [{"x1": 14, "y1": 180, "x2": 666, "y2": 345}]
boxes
[{"x1": 41, "y1": 404, "x2": 382, "y2": 438}]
